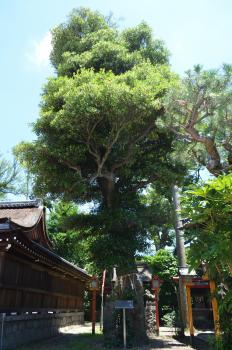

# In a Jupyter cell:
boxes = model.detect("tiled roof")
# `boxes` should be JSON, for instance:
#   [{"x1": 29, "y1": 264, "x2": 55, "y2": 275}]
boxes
[
  {"x1": 0, "y1": 200, "x2": 41, "y2": 209},
  {"x1": 0, "y1": 207, "x2": 43, "y2": 228}
]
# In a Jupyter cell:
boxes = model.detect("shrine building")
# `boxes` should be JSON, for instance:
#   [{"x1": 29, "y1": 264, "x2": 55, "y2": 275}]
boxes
[{"x1": 0, "y1": 200, "x2": 91, "y2": 348}]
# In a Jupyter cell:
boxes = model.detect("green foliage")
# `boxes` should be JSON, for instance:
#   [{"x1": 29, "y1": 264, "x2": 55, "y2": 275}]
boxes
[
  {"x1": 182, "y1": 174, "x2": 232, "y2": 348},
  {"x1": 47, "y1": 201, "x2": 90, "y2": 268},
  {"x1": 141, "y1": 186, "x2": 175, "y2": 250},
  {"x1": 0, "y1": 156, "x2": 20, "y2": 198},
  {"x1": 50, "y1": 8, "x2": 169, "y2": 75},
  {"x1": 143, "y1": 249, "x2": 178, "y2": 325},
  {"x1": 182, "y1": 174, "x2": 232, "y2": 275},
  {"x1": 164, "y1": 65, "x2": 232, "y2": 175},
  {"x1": 47, "y1": 183, "x2": 180, "y2": 274},
  {"x1": 48, "y1": 196, "x2": 153, "y2": 274},
  {"x1": 15, "y1": 63, "x2": 178, "y2": 201},
  {"x1": 15, "y1": 7, "x2": 183, "y2": 273},
  {"x1": 143, "y1": 249, "x2": 178, "y2": 279},
  {"x1": 48, "y1": 201, "x2": 79, "y2": 259},
  {"x1": 161, "y1": 310, "x2": 178, "y2": 327}
]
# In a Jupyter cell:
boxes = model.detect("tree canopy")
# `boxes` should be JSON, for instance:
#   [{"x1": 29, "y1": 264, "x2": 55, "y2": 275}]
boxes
[
  {"x1": 14, "y1": 8, "x2": 186, "y2": 272},
  {"x1": 16, "y1": 63, "x2": 179, "y2": 206},
  {"x1": 50, "y1": 7, "x2": 169, "y2": 75}
]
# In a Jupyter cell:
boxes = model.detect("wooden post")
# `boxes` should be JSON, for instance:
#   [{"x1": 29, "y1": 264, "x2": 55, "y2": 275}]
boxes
[
  {"x1": 186, "y1": 286, "x2": 194, "y2": 337},
  {"x1": 209, "y1": 280, "x2": 220, "y2": 338},
  {"x1": 89, "y1": 275, "x2": 99, "y2": 335},
  {"x1": 92, "y1": 290, "x2": 96, "y2": 335}
]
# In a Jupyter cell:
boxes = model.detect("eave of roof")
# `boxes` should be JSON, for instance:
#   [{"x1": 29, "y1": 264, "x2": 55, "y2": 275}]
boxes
[
  {"x1": 0, "y1": 230, "x2": 91, "y2": 281},
  {"x1": 0, "y1": 207, "x2": 44, "y2": 229},
  {"x1": 0, "y1": 201, "x2": 53, "y2": 250},
  {"x1": 0, "y1": 200, "x2": 44, "y2": 229}
]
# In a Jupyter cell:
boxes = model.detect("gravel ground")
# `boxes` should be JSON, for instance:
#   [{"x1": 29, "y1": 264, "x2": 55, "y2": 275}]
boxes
[
  {"x1": 16, "y1": 323, "x2": 201, "y2": 350},
  {"x1": 145, "y1": 334, "x2": 193, "y2": 349}
]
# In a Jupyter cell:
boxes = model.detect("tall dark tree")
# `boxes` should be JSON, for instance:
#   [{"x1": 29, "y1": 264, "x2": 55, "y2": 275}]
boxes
[{"x1": 15, "y1": 8, "x2": 184, "y2": 272}]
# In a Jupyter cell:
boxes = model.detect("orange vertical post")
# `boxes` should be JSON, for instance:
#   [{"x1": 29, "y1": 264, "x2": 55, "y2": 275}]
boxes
[{"x1": 209, "y1": 280, "x2": 220, "y2": 338}]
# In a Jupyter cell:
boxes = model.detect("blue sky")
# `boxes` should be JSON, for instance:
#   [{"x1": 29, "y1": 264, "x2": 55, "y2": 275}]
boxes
[{"x1": 1, "y1": 0, "x2": 232, "y2": 157}]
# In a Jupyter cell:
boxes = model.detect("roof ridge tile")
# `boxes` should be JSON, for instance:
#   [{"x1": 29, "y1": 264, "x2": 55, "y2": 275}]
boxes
[{"x1": 0, "y1": 199, "x2": 42, "y2": 209}]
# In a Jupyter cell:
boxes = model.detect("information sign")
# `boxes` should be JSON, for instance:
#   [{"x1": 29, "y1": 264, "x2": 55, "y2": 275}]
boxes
[
  {"x1": 115, "y1": 300, "x2": 134, "y2": 309},
  {"x1": 114, "y1": 300, "x2": 134, "y2": 349}
]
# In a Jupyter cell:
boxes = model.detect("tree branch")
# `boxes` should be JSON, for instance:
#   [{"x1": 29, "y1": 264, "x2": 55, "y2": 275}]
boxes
[
  {"x1": 185, "y1": 93, "x2": 205, "y2": 129},
  {"x1": 128, "y1": 172, "x2": 159, "y2": 192},
  {"x1": 41, "y1": 149, "x2": 82, "y2": 176},
  {"x1": 61, "y1": 159, "x2": 82, "y2": 175},
  {"x1": 98, "y1": 125, "x2": 123, "y2": 175},
  {"x1": 112, "y1": 122, "x2": 155, "y2": 172}
]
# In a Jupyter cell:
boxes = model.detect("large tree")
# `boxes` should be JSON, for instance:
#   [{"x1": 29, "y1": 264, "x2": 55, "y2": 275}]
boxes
[{"x1": 15, "y1": 8, "x2": 184, "y2": 272}]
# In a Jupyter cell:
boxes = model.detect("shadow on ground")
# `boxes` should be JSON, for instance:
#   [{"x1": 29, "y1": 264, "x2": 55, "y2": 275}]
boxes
[
  {"x1": 17, "y1": 333, "x2": 103, "y2": 350},
  {"x1": 149, "y1": 338, "x2": 192, "y2": 349},
  {"x1": 173, "y1": 336, "x2": 210, "y2": 350},
  {"x1": 16, "y1": 328, "x2": 210, "y2": 350}
]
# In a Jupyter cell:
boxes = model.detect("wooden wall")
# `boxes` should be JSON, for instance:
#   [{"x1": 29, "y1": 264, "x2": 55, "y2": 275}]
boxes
[{"x1": 0, "y1": 253, "x2": 85, "y2": 311}]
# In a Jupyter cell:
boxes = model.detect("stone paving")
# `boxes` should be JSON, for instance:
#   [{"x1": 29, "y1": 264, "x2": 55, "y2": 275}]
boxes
[{"x1": 146, "y1": 337, "x2": 192, "y2": 349}]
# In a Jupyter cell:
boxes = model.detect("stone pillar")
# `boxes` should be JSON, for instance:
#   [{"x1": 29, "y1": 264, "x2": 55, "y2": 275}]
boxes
[{"x1": 145, "y1": 300, "x2": 156, "y2": 334}]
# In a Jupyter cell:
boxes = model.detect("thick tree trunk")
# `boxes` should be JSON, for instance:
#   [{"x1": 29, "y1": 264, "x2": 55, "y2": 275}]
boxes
[
  {"x1": 172, "y1": 184, "x2": 188, "y2": 334},
  {"x1": 97, "y1": 173, "x2": 138, "y2": 274},
  {"x1": 98, "y1": 175, "x2": 117, "y2": 208}
]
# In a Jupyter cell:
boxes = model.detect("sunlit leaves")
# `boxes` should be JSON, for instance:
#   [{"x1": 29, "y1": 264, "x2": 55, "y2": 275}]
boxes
[
  {"x1": 165, "y1": 65, "x2": 232, "y2": 174},
  {"x1": 182, "y1": 174, "x2": 232, "y2": 346},
  {"x1": 182, "y1": 173, "x2": 232, "y2": 275},
  {"x1": 50, "y1": 9, "x2": 169, "y2": 76},
  {"x1": 15, "y1": 7, "x2": 180, "y2": 273}
]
